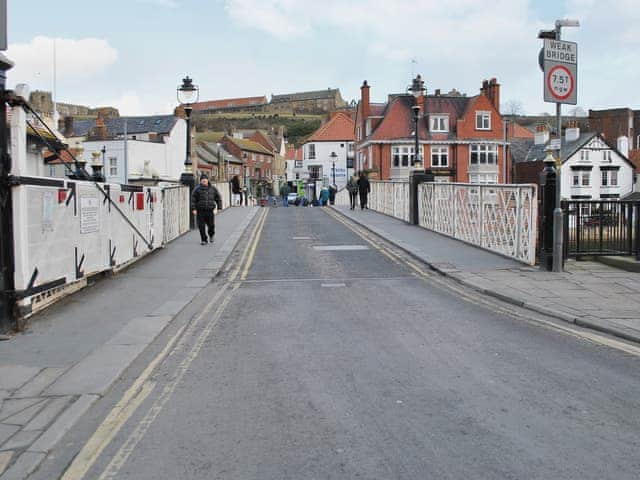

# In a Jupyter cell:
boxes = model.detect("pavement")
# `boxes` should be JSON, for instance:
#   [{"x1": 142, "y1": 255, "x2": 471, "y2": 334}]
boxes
[
  {"x1": 332, "y1": 205, "x2": 640, "y2": 344},
  {"x1": 0, "y1": 206, "x2": 259, "y2": 479},
  {"x1": 38, "y1": 206, "x2": 640, "y2": 480}
]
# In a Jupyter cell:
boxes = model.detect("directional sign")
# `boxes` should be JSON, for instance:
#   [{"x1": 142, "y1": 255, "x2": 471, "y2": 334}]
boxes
[{"x1": 543, "y1": 39, "x2": 577, "y2": 105}]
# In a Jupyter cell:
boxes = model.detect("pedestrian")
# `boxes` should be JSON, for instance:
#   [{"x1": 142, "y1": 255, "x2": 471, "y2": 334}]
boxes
[
  {"x1": 191, "y1": 174, "x2": 223, "y2": 245},
  {"x1": 357, "y1": 171, "x2": 370, "y2": 210},
  {"x1": 231, "y1": 175, "x2": 242, "y2": 206},
  {"x1": 319, "y1": 186, "x2": 330, "y2": 207},
  {"x1": 347, "y1": 175, "x2": 358, "y2": 210},
  {"x1": 280, "y1": 181, "x2": 290, "y2": 207},
  {"x1": 328, "y1": 184, "x2": 337, "y2": 205}
]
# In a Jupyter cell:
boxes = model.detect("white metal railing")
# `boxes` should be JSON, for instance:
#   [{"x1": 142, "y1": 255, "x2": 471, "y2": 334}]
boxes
[
  {"x1": 163, "y1": 186, "x2": 190, "y2": 243},
  {"x1": 369, "y1": 181, "x2": 410, "y2": 222},
  {"x1": 335, "y1": 187, "x2": 350, "y2": 207},
  {"x1": 418, "y1": 183, "x2": 538, "y2": 265}
]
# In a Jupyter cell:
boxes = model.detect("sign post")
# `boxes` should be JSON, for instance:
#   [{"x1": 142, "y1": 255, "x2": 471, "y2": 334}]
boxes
[{"x1": 542, "y1": 28, "x2": 578, "y2": 272}]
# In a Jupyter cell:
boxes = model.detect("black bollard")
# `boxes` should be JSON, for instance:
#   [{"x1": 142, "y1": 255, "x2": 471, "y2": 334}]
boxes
[{"x1": 539, "y1": 158, "x2": 557, "y2": 271}]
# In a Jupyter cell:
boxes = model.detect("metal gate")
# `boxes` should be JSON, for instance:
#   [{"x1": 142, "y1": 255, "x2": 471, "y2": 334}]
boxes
[{"x1": 562, "y1": 200, "x2": 640, "y2": 259}]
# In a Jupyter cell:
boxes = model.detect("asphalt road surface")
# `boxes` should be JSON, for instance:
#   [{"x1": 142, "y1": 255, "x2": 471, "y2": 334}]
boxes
[{"x1": 52, "y1": 207, "x2": 640, "y2": 480}]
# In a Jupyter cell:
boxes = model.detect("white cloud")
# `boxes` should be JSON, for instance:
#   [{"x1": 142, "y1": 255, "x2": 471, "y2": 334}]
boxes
[
  {"x1": 109, "y1": 92, "x2": 145, "y2": 116},
  {"x1": 7, "y1": 36, "x2": 118, "y2": 87}
]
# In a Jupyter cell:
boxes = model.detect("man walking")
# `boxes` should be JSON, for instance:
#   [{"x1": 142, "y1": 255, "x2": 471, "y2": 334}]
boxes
[
  {"x1": 191, "y1": 174, "x2": 223, "y2": 245},
  {"x1": 347, "y1": 175, "x2": 358, "y2": 210},
  {"x1": 280, "y1": 181, "x2": 290, "y2": 207},
  {"x1": 357, "y1": 171, "x2": 371, "y2": 210}
]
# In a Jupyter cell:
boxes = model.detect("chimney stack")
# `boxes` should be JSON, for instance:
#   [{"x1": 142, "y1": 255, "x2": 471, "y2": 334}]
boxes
[
  {"x1": 534, "y1": 124, "x2": 550, "y2": 145},
  {"x1": 617, "y1": 136, "x2": 629, "y2": 158},
  {"x1": 487, "y1": 78, "x2": 500, "y2": 111},
  {"x1": 565, "y1": 119, "x2": 580, "y2": 142},
  {"x1": 360, "y1": 80, "x2": 370, "y2": 121},
  {"x1": 63, "y1": 116, "x2": 74, "y2": 138}
]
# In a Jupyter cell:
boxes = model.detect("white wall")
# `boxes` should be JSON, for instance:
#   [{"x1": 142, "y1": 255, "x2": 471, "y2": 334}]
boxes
[
  {"x1": 302, "y1": 140, "x2": 351, "y2": 188},
  {"x1": 562, "y1": 137, "x2": 634, "y2": 200}
]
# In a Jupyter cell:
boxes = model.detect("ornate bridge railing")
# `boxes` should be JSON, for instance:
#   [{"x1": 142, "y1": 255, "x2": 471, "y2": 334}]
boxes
[
  {"x1": 418, "y1": 183, "x2": 538, "y2": 265},
  {"x1": 369, "y1": 181, "x2": 410, "y2": 222}
]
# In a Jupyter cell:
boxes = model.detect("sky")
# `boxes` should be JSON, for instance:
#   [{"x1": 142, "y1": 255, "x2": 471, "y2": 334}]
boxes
[{"x1": 6, "y1": 0, "x2": 640, "y2": 117}]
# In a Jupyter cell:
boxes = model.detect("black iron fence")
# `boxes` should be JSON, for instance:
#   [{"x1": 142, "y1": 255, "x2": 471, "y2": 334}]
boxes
[{"x1": 562, "y1": 200, "x2": 640, "y2": 259}]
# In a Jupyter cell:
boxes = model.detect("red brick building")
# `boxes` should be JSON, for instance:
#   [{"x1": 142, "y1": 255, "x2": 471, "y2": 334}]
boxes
[
  {"x1": 355, "y1": 76, "x2": 510, "y2": 183},
  {"x1": 217, "y1": 135, "x2": 274, "y2": 181}
]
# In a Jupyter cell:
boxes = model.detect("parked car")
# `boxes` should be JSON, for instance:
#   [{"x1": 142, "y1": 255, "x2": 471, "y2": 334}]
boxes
[{"x1": 287, "y1": 193, "x2": 298, "y2": 204}]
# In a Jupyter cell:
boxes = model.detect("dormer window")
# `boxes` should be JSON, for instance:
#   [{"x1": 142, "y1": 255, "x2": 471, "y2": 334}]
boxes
[
  {"x1": 475, "y1": 111, "x2": 491, "y2": 130},
  {"x1": 430, "y1": 115, "x2": 449, "y2": 133}
]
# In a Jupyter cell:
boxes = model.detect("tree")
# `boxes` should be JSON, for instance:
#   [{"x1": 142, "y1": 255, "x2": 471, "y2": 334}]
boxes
[{"x1": 501, "y1": 99, "x2": 525, "y2": 116}]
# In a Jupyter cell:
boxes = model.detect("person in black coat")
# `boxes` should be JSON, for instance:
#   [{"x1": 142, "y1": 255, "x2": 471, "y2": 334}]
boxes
[
  {"x1": 357, "y1": 172, "x2": 371, "y2": 210},
  {"x1": 231, "y1": 175, "x2": 242, "y2": 206},
  {"x1": 191, "y1": 174, "x2": 223, "y2": 245}
]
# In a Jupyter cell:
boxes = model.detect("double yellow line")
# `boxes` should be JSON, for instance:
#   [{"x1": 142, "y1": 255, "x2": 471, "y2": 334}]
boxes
[{"x1": 62, "y1": 208, "x2": 269, "y2": 480}]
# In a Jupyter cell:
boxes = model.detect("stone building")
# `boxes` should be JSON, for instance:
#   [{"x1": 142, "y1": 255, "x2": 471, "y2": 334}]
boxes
[
  {"x1": 269, "y1": 89, "x2": 346, "y2": 114},
  {"x1": 28, "y1": 90, "x2": 118, "y2": 119}
]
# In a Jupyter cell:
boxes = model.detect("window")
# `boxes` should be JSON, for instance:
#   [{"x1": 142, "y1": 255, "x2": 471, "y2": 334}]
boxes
[
  {"x1": 431, "y1": 146, "x2": 449, "y2": 167},
  {"x1": 470, "y1": 144, "x2": 498, "y2": 164},
  {"x1": 430, "y1": 115, "x2": 449, "y2": 132},
  {"x1": 469, "y1": 173, "x2": 498, "y2": 184},
  {"x1": 475, "y1": 111, "x2": 491, "y2": 130},
  {"x1": 601, "y1": 170, "x2": 608, "y2": 186},
  {"x1": 308, "y1": 144, "x2": 316, "y2": 159},
  {"x1": 582, "y1": 173, "x2": 590, "y2": 186},
  {"x1": 392, "y1": 145, "x2": 423, "y2": 167},
  {"x1": 348, "y1": 143, "x2": 354, "y2": 152},
  {"x1": 309, "y1": 165, "x2": 322, "y2": 179},
  {"x1": 611, "y1": 170, "x2": 618, "y2": 186},
  {"x1": 357, "y1": 126, "x2": 361, "y2": 142},
  {"x1": 603, "y1": 150, "x2": 612, "y2": 162},
  {"x1": 366, "y1": 119, "x2": 372, "y2": 136},
  {"x1": 580, "y1": 150, "x2": 590, "y2": 161},
  {"x1": 340, "y1": 143, "x2": 345, "y2": 148},
  {"x1": 49, "y1": 165, "x2": 57, "y2": 177},
  {"x1": 109, "y1": 157, "x2": 118, "y2": 176},
  {"x1": 572, "y1": 174, "x2": 580, "y2": 186}
]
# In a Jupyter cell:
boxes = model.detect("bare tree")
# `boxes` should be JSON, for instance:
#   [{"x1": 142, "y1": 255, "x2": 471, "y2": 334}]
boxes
[{"x1": 501, "y1": 99, "x2": 525, "y2": 116}]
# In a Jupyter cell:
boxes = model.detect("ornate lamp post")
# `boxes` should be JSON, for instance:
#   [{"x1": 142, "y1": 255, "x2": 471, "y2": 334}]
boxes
[
  {"x1": 330, "y1": 151, "x2": 337, "y2": 185},
  {"x1": 408, "y1": 75, "x2": 425, "y2": 170},
  {"x1": 177, "y1": 76, "x2": 199, "y2": 228}
]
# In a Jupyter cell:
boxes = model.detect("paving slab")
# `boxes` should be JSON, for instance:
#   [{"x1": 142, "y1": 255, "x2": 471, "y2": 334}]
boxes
[
  {"x1": 44, "y1": 344, "x2": 147, "y2": 396},
  {"x1": 0, "y1": 450, "x2": 45, "y2": 480},
  {"x1": 29, "y1": 395, "x2": 98, "y2": 453},
  {"x1": 0, "y1": 430, "x2": 42, "y2": 451},
  {"x1": 23, "y1": 397, "x2": 71, "y2": 432},
  {"x1": 0, "y1": 451, "x2": 13, "y2": 475},
  {"x1": 12, "y1": 368, "x2": 67, "y2": 399},
  {"x1": 0, "y1": 366, "x2": 40, "y2": 391},
  {"x1": 105, "y1": 315, "x2": 172, "y2": 346},
  {"x1": 0, "y1": 424, "x2": 19, "y2": 445},
  {"x1": 0, "y1": 399, "x2": 45, "y2": 424}
]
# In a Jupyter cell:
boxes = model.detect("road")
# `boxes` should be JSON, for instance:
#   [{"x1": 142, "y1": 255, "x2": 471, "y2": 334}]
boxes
[{"x1": 46, "y1": 207, "x2": 640, "y2": 479}]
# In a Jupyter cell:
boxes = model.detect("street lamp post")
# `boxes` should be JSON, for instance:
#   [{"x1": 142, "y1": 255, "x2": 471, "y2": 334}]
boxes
[
  {"x1": 330, "y1": 151, "x2": 337, "y2": 186},
  {"x1": 408, "y1": 75, "x2": 425, "y2": 170},
  {"x1": 177, "y1": 76, "x2": 199, "y2": 229},
  {"x1": 539, "y1": 19, "x2": 580, "y2": 272}
]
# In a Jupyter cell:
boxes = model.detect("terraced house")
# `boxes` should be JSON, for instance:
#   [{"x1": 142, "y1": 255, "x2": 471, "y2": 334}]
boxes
[{"x1": 354, "y1": 76, "x2": 509, "y2": 183}]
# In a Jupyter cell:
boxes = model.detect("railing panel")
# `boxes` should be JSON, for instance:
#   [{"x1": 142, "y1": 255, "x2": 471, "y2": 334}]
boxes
[
  {"x1": 419, "y1": 182, "x2": 538, "y2": 265},
  {"x1": 563, "y1": 200, "x2": 639, "y2": 257},
  {"x1": 368, "y1": 181, "x2": 409, "y2": 222}
]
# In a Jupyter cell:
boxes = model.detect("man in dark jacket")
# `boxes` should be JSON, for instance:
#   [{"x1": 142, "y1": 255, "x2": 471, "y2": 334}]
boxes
[
  {"x1": 231, "y1": 175, "x2": 242, "y2": 206},
  {"x1": 191, "y1": 174, "x2": 223, "y2": 245},
  {"x1": 357, "y1": 172, "x2": 371, "y2": 210}
]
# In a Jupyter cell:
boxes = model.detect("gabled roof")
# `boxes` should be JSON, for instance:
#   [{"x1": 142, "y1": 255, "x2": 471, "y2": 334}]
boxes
[
  {"x1": 71, "y1": 115, "x2": 178, "y2": 137},
  {"x1": 368, "y1": 96, "x2": 427, "y2": 141},
  {"x1": 510, "y1": 132, "x2": 635, "y2": 169},
  {"x1": 225, "y1": 136, "x2": 273, "y2": 155},
  {"x1": 306, "y1": 112, "x2": 355, "y2": 142},
  {"x1": 196, "y1": 141, "x2": 243, "y2": 165},
  {"x1": 192, "y1": 96, "x2": 267, "y2": 111},
  {"x1": 285, "y1": 146, "x2": 303, "y2": 161}
]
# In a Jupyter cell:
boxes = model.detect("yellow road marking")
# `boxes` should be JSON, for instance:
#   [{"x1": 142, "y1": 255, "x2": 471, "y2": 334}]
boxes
[
  {"x1": 241, "y1": 209, "x2": 268, "y2": 281},
  {"x1": 62, "y1": 208, "x2": 269, "y2": 480}
]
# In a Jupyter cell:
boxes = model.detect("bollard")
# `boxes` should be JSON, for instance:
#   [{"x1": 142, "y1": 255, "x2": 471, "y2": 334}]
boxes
[{"x1": 539, "y1": 158, "x2": 557, "y2": 271}]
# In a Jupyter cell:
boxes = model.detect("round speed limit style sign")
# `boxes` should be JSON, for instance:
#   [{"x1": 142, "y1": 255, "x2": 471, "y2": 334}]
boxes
[{"x1": 547, "y1": 65, "x2": 574, "y2": 101}]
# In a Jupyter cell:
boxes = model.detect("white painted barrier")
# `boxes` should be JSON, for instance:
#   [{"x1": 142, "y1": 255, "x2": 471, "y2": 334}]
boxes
[
  {"x1": 419, "y1": 182, "x2": 538, "y2": 265},
  {"x1": 11, "y1": 177, "x2": 192, "y2": 316},
  {"x1": 369, "y1": 181, "x2": 410, "y2": 222}
]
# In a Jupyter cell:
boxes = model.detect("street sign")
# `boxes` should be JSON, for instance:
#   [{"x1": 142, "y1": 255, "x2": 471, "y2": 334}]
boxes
[{"x1": 543, "y1": 39, "x2": 577, "y2": 105}]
